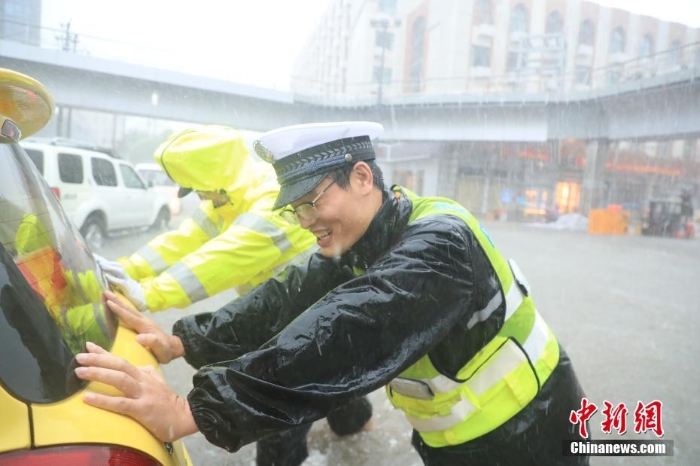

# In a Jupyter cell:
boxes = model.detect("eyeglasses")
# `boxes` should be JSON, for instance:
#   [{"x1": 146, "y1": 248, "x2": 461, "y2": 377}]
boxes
[{"x1": 280, "y1": 180, "x2": 335, "y2": 225}]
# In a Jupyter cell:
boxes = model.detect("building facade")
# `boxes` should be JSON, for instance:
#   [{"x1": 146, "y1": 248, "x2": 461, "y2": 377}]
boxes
[
  {"x1": 292, "y1": 0, "x2": 700, "y2": 221},
  {"x1": 0, "y1": 0, "x2": 41, "y2": 46}
]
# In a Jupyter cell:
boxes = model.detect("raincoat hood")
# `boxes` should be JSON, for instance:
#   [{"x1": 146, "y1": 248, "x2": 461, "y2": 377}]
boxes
[{"x1": 154, "y1": 126, "x2": 263, "y2": 200}]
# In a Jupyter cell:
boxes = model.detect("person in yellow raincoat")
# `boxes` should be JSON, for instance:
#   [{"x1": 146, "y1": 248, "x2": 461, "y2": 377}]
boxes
[
  {"x1": 96, "y1": 125, "x2": 373, "y2": 465},
  {"x1": 97, "y1": 125, "x2": 319, "y2": 313}
]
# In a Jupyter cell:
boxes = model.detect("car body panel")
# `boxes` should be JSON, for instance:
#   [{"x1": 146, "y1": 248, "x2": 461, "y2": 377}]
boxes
[
  {"x1": 31, "y1": 324, "x2": 191, "y2": 466},
  {"x1": 0, "y1": 390, "x2": 30, "y2": 453}
]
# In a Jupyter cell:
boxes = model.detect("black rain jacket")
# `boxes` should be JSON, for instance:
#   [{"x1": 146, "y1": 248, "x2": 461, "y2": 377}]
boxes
[{"x1": 173, "y1": 187, "x2": 586, "y2": 461}]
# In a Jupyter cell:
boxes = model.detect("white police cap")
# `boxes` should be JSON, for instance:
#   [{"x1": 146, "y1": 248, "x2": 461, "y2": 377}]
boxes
[{"x1": 254, "y1": 121, "x2": 383, "y2": 209}]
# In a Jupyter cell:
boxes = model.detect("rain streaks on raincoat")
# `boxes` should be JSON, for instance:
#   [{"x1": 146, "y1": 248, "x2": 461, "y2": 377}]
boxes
[
  {"x1": 117, "y1": 127, "x2": 318, "y2": 312},
  {"x1": 174, "y1": 186, "x2": 587, "y2": 463}
]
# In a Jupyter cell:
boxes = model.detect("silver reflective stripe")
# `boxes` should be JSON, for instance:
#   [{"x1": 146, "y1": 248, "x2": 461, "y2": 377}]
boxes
[
  {"x1": 167, "y1": 262, "x2": 209, "y2": 303},
  {"x1": 234, "y1": 213, "x2": 292, "y2": 253},
  {"x1": 504, "y1": 280, "x2": 524, "y2": 320},
  {"x1": 405, "y1": 397, "x2": 477, "y2": 432},
  {"x1": 390, "y1": 378, "x2": 435, "y2": 400},
  {"x1": 426, "y1": 374, "x2": 462, "y2": 394},
  {"x1": 193, "y1": 209, "x2": 220, "y2": 239},
  {"x1": 467, "y1": 292, "x2": 502, "y2": 330},
  {"x1": 466, "y1": 339, "x2": 528, "y2": 396},
  {"x1": 521, "y1": 310, "x2": 549, "y2": 365},
  {"x1": 136, "y1": 245, "x2": 169, "y2": 274},
  {"x1": 466, "y1": 259, "x2": 527, "y2": 329}
]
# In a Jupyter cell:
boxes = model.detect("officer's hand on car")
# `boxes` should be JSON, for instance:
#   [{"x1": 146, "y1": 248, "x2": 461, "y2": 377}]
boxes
[
  {"x1": 75, "y1": 341, "x2": 198, "y2": 443},
  {"x1": 104, "y1": 291, "x2": 184, "y2": 364},
  {"x1": 93, "y1": 253, "x2": 130, "y2": 281},
  {"x1": 101, "y1": 269, "x2": 148, "y2": 312}
]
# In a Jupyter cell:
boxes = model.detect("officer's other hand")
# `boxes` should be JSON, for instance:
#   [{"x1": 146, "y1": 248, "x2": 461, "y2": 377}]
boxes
[
  {"x1": 103, "y1": 291, "x2": 185, "y2": 364},
  {"x1": 104, "y1": 273, "x2": 148, "y2": 312},
  {"x1": 93, "y1": 254, "x2": 130, "y2": 281}
]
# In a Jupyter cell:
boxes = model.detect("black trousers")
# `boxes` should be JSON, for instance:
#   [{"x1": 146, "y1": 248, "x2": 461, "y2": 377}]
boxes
[{"x1": 255, "y1": 396, "x2": 373, "y2": 466}]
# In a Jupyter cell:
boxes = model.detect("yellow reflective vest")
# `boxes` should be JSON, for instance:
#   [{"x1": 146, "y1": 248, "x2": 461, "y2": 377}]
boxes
[
  {"x1": 386, "y1": 190, "x2": 560, "y2": 448},
  {"x1": 118, "y1": 176, "x2": 317, "y2": 312}
]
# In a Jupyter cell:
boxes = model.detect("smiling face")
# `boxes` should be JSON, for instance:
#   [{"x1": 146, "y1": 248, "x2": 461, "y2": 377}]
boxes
[{"x1": 291, "y1": 162, "x2": 383, "y2": 258}]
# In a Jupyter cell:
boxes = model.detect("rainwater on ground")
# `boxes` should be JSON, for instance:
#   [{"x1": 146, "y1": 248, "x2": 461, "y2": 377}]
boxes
[{"x1": 97, "y1": 216, "x2": 700, "y2": 466}]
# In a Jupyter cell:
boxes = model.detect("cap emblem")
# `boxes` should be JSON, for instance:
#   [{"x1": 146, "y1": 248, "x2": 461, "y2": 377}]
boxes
[{"x1": 253, "y1": 139, "x2": 276, "y2": 164}]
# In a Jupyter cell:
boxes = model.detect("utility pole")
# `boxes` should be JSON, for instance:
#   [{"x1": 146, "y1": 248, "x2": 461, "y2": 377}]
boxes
[
  {"x1": 58, "y1": 20, "x2": 78, "y2": 52},
  {"x1": 370, "y1": 18, "x2": 401, "y2": 108}
]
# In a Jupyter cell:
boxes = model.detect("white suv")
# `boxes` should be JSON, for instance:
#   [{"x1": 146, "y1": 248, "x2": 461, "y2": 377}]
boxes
[
  {"x1": 136, "y1": 163, "x2": 201, "y2": 217},
  {"x1": 20, "y1": 138, "x2": 171, "y2": 249}
]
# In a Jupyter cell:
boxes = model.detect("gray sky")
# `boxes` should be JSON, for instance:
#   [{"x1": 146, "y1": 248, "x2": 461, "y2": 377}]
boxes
[
  {"x1": 41, "y1": 0, "x2": 700, "y2": 90},
  {"x1": 41, "y1": 0, "x2": 332, "y2": 89}
]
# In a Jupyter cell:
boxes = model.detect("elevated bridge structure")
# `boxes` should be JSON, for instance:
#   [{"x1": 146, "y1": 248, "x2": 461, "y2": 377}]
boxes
[{"x1": 2, "y1": 37, "x2": 699, "y2": 215}]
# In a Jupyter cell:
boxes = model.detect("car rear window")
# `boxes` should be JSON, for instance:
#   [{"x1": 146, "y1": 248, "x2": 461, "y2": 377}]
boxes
[
  {"x1": 0, "y1": 143, "x2": 117, "y2": 404},
  {"x1": 58, "y1": 152, "x2": 84, "y2": 184}
]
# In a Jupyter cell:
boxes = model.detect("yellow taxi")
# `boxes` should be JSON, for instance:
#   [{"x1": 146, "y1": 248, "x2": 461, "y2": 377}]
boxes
[{"x1": 0, "y1": 68, "x2": 192, "y2": 465}]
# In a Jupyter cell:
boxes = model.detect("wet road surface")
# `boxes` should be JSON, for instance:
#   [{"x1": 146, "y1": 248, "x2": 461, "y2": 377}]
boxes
[{"x1": 96, "y1": 218, "x2": 700, "y2": 465}]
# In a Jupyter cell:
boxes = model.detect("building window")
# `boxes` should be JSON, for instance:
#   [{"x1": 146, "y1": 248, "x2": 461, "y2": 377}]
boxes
[
  {"x1": 472, "y1": 44, "x2": 491, "y2": 67},
  {"x1": 373, "y1": 66, "x2": 392, "y2": 84},
  {"x1": 639, "y1": 34, "x2": 654, "y2": 58},
  {"x1": 608, "y1": 69, "x2": 622, "y2": 84},
  {"x1": 475, "y1": 0, "x2": 493, "y2": 25},
  {"x1": 575, "y1": 65, "x2": 591, "y2": 85},
  {"x1": 546, "y1": 11, "x2": 563, "y2": 34},
  {"x1": 4, "y1": 0, "x2": 31, "y2": 17},
  {"x1": 668, "y1": 39, "x2": 682, "y2": 65},
  {"x1": 610, "y1": 27, "x2": 625, "y2": 54},
  {"x1": 510, "y1": 4, "x2": 528, "y2": 33},
  {"x1": 643, "y1": 141, "x2": 658, "y2": 158},
  {"x1": 671, "y1": 140, "x2": 685, "y2": 159},
  {"x1": 378, "y1": 0, "x2": 397, "y2": 16},
  {"x1": 409, "y1": 16, "x2": 426, "y2": 92},
  {"x1": 578, "y1": 19, "x2": 595, "y2": 46},
  {"x1": 375, "y1": 30, "x2": 394, "y2": 50},
  {"x1": 507, "y1": 51, "x2": 524, "y2": 71}
]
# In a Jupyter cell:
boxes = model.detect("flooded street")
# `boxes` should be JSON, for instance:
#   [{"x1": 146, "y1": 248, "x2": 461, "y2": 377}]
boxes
[{"x1": 96, "y1": 218, "x2": 700, "y2": 466}]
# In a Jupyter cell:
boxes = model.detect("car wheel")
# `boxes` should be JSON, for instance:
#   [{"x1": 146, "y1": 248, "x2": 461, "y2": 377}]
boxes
[
  {"x1": 151, "y1": 207, "x2": 171, "y2": 231},
  {"x1": 80, "y1": 215, "x2": 107, "y2": 250}
]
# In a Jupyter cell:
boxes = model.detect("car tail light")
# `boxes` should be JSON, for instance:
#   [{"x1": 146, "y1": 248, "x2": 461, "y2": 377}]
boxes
[
  {"x1": 0, "y1": 445, "x2": 161, "y2": 465},
  {"x1": 50, "y1": 187, "x2": 60, "y2": 200}
]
